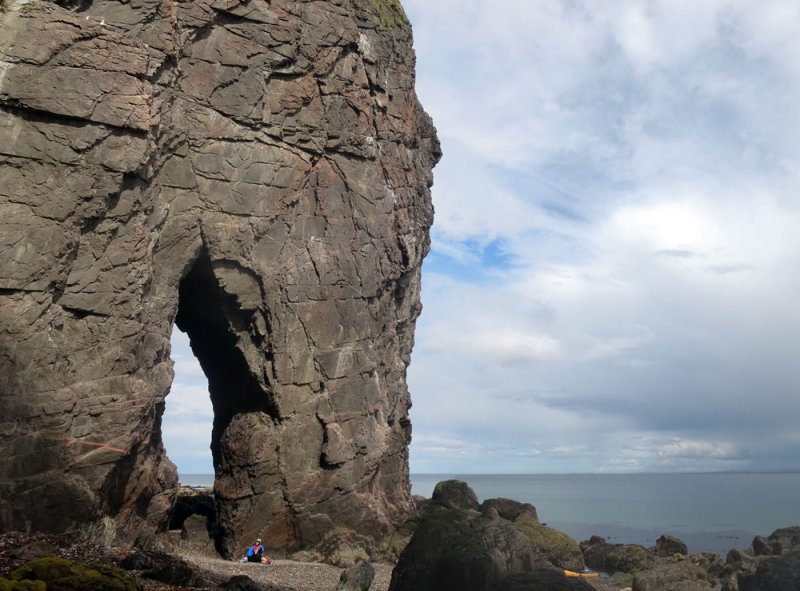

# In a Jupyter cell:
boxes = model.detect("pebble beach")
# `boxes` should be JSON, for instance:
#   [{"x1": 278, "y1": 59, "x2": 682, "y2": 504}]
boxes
[{"x1": 176, "y1": 552, "x2": 394, "y2": 591}]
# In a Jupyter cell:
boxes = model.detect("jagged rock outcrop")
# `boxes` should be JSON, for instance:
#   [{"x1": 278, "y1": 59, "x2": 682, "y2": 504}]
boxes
[
  {"x1": 0, "y1": 0, "x2": 439, "y2": 558},
  {"x1": 389, "y1": 481, "x2": 592, "y2": 591},
  {"x1": 724, "y1": 527, "x2": 800, "y2": 591}
]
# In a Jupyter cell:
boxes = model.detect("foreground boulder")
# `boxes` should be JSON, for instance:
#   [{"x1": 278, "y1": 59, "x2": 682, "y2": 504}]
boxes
[
  {"x1": 750, "y1": 526, "x2": 800, "y2": 557},
  {"x1": 723, "y1": 526, "x2": 800, "y2": 591},
  {"x1": 0, "y1": 0, "x2": 439, "y2": 558},
  {"x1": 337, "y1": 561, "x2": 375, "y2": 591},
  {"x1": 734, "y1": 551, "x2": 800, "y2": 591},
  {"x1": 120, "y1": 549, "x2": 214, "y2": 588},
  {"x1": 389, "y1": 480, "x2": 538, "y2": 591},
  {"x1": 580, "y1": 535, "x2": 652, "y2": 574},
  {"x1": 389, "y1": 480, "x2": 590, "y2": 591},
  {"x1": 655, "y1": 534, "x2": 688, "y2": 557}
]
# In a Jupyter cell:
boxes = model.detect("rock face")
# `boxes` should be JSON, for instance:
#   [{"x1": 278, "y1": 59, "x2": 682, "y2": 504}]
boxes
[
  {"x1": 0, "y1": 0, "x2": 439, "y2": 558},
  {"x1": 389, "y1": 481, "x2": 592, "y2": 591}
]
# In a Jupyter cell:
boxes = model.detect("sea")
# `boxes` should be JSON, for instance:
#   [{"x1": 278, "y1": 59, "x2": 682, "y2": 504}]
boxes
[{"x1": 178, "y1": 472, "x2": 800, "y2": 557}]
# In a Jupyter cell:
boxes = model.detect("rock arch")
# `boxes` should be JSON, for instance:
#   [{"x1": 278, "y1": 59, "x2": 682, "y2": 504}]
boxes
[{"x1": 0, "y1": 0, "x2": 439, "y2": 557}]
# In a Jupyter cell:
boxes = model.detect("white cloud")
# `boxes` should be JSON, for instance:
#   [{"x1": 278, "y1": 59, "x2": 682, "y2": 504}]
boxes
[
  {"x1": 656, "y1": 438, "x2": 736, "y2": 460},
  {"x1": 403, "y1": 0, "x2": 800, "y2": 474},
  {"x1": 582, "y1": 327, "x2": 655, "y2": 361},
  {"x1": 422, "y1": 324, "x2": 560, "y2": 365},
  {"x1": 163, "y1": 328, "x2": 214, "y2": 473},
  {"x1": 164, "y1": 384, "x2": 213, "y2": 418},
  {"x1": 161, "y1": 419, "x2": 214, "y2": 473}
]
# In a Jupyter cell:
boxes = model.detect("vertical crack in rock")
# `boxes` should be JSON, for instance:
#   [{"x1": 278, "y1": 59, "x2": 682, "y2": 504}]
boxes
[{"x1": 0, "y1": 0, "x2": 440, "y2": 557}]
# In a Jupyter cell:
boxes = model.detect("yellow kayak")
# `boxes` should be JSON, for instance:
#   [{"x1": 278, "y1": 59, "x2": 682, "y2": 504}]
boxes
[{"x1": 564, "y1": 569, "x2": 599, "y2": 578}]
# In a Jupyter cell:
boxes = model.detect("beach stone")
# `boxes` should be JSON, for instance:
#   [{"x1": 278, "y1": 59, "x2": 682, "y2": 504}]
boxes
[
  {"x1": 0, "y1": 0, "x2": 439, "y2": 560},
  {"x1": 482, "y1": 497, "x2": 539, "y2": 523},
  {"x1": 120, "y1": 549, "x2": 213, "y2": 588},
  {"x1": 734, "y1": 551, "x2": 800, "y2": 591},
  {"x1": 336, "y1": 560, "x2": 375, "y2": 591},
  {"x1": 632, "y1": 560, "x2": 715, "y2": 591},
  {"x1": 726, "y1": 547, "x2": 754, "y2": 565},
  {"x1": 9, "y1": 540, "x2": 60, "y2": 561},
  {"x1": 751, "y1": 526, "x2": 800, "y2": 556},
  {"x1": 751, "y1": 536, "x2": 774, "y2": 556},
  {"x1": 311, "y1": 528, "x2": 371, "y2": 568},
  {"x1": 497, "y1": 571, "x2": 596, "y2": 590},
  {"x1": 220, "y1": 574, "x2": 285, "y2": 591},
  {"x1": 432, "y1": 479, "x2": 481, "y2": 511},
  {"x1": 723, "y1": 527, "x2": 800, "y2": 591},
  {"x1": 655, "y1": 534, "x2": 688, "y2": 557},
  {"x1": 692, "y1": 552, "x2": 725, "y2": 579},
  {"x1": 580, "y1": 536, "x2": 652, "y2": 574}
]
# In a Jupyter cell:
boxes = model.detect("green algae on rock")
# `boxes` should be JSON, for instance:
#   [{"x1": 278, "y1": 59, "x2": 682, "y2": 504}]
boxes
[{"x1": 6, "y1": 557, "x2": 139, "y2": 591}]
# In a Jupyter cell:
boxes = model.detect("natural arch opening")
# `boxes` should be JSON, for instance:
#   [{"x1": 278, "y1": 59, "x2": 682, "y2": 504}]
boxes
[
  {"x1": 165, "y1": 251, "x2": 278, "y2": 556},
  {"x1": 162, "y1": 327, "x2": 214, "y2": 479},
  {"x1": 174, "y1": 253, "x2": 276, "y2": 465}
]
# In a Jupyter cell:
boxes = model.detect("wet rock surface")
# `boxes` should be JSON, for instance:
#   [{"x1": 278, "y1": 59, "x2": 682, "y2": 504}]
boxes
[{"x1": 0, "y1": 0, "x2": 439, "y2": 558}]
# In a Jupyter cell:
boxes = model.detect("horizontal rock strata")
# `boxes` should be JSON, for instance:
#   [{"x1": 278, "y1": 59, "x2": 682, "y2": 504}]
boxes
[{"x1": 0, "y1": 0, "x2": 439, "y2": 557}]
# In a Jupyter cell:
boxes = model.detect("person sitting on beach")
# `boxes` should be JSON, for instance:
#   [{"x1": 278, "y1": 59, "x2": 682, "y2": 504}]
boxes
[{"x1": 246, "y1": 538, "x2": 265, "y2": 563}]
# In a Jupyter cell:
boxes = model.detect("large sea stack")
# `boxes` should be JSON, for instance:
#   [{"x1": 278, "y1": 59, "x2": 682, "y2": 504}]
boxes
[{"x1": 0, "y1": 0, "x2": 439, "y2": 558}]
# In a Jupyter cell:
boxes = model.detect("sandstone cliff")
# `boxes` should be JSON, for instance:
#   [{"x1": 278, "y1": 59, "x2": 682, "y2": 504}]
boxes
[{"x1": 0, "y1": 0, "x2": 439, "y2": 558}]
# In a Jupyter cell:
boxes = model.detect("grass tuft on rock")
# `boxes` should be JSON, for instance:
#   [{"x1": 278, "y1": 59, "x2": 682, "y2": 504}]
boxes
[{"x1": 368, "y1": 0, "x2": 408, "y2": 30}]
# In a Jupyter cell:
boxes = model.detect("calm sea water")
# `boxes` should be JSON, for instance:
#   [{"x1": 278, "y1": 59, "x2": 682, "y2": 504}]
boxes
[{"x1": 179, "y1": 472, "x2": 800, "y2": 556}]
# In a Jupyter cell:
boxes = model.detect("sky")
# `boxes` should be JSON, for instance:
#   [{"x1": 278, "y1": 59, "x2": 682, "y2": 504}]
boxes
[{"x1": 163, "y1": 0, "x2": 800, "y2": 475}]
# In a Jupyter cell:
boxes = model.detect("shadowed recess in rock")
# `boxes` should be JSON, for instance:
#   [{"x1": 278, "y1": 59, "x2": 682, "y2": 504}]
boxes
[{"x1": 175, "y1": 251, "x2": 278, "y2": 456}]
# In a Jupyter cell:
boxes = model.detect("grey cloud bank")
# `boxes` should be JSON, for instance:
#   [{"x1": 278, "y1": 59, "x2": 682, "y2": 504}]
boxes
[{"x1": 402, "y1": 0, "x2": 800, "y2": 474}]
